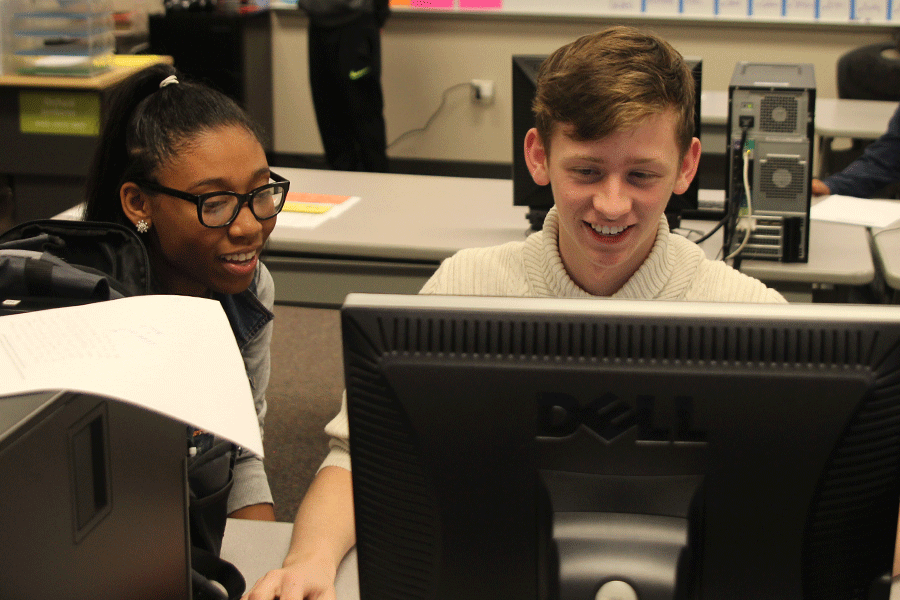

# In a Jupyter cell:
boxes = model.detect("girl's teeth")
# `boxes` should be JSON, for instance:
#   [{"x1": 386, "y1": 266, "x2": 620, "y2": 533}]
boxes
[{"x1": 224, "y1": 252, "x2": 253, "y2": 262}]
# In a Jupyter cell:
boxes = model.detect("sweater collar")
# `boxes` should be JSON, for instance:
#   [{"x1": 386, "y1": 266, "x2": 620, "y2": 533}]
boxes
[{"x1": 528, "y1": 206, "x2": 672, "y2": 299}]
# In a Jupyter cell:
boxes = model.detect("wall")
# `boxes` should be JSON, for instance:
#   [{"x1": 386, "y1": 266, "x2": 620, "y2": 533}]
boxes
[{"x1": 271, "y1": 8, "x2": 894, "y2": 166}]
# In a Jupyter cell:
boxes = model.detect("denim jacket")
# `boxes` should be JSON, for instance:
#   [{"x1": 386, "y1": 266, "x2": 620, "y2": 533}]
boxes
[{"x1": 213, "y1": 261, "x2": 275, "y2": 513}]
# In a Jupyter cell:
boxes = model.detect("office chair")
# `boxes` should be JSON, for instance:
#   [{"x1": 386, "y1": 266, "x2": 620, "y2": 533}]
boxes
[{"x1": 822, "y1": 40, "x2": 900, "y2": 198}]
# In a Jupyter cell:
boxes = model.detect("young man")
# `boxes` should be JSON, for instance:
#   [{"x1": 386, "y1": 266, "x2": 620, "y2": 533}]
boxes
[{"x1": 243, "y1": 25, "x2": 784, "y2": 600}]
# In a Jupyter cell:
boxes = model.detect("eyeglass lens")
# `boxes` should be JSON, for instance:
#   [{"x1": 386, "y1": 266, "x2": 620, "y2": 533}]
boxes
[{"x1": 200, "y1": 184, "x2": 287, "y2": 227}]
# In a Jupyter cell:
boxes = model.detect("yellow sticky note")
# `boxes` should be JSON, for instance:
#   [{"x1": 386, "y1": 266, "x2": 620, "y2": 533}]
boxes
[{"x1": 283, "y1": 202, "x2": 333, "y2": 214}]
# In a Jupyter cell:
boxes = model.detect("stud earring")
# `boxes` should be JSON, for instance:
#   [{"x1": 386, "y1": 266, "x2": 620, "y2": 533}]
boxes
[{"x1": 136, "y1": 220, "x2": 150, "y2": 234}]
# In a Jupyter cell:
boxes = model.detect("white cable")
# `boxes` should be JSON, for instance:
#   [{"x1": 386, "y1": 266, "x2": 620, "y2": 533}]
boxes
[
  {"x1": 387, "y1": 83, "x2": 471, "y2": 150},
  {"x1": 725, "y1": 148, "x2": 754, "y2": 261}
]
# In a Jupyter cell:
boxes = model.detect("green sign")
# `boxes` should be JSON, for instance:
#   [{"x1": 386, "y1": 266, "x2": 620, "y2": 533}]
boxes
[{"x1": 19, "y1": 91, "x2": 100, "y2": 136}]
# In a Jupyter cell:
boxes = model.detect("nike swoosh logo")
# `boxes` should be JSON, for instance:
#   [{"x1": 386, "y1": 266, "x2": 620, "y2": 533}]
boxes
[{"x1": 349, "y1": 67, "x2": 371, "y2": 80}]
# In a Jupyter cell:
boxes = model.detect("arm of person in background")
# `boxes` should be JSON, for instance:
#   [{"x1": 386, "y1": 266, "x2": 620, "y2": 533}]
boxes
[
  {"x1": 818, "y1": 103, "x2": 900, "y2": 198},
  {"x1": 243, "y1": 397, "x2": 356, "y2": 600},
  {"x1": 228, "y1": 263, "x2": 276, "y2": 522}
]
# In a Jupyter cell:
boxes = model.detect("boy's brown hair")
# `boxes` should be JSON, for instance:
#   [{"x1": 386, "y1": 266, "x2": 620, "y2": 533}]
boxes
[{"x1": 533, "y1": 26, "x2": 695, "y2": 157}]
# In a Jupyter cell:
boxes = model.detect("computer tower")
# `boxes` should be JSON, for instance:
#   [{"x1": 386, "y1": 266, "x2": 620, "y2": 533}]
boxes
[
  {"x1": 512, "y1": 55, "x2": 702, "y2": 231},
  {"x1": 725, "y1": 62, "x2": 815, "y2": 262},
  {"x1": 0, "y1": 391, "x2": 191, "y2": 600}
]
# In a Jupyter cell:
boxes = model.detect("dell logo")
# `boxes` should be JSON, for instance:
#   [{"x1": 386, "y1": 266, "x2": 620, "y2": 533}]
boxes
[{"x1": 536, "y1": 392, "x2": 706, "y2": 443}]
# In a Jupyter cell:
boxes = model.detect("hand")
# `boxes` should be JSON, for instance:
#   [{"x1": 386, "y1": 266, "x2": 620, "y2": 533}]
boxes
[
  {"x1": 242, "y1": 558, "x2": 337, "y2": 600},
  {"x1": 811, "y1": 178, "x2": 832, "y2": 196},
  {"x1": 228, "y1": 502, "x2": 275, "y2": 521}
]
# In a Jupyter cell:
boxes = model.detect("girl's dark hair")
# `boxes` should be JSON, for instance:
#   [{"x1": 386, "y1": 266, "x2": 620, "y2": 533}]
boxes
[{"x1": 84, "y1": 63, "x2": 266, "y2": 227}]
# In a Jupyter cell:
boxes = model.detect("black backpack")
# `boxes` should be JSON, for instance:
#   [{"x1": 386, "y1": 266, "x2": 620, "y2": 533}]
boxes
[
  {"x1": 0, "y1": 219, "x2": 245, "y2": 600},
  {"x1": 0, "y1": 219, "x2": 151, "y2": 313}
]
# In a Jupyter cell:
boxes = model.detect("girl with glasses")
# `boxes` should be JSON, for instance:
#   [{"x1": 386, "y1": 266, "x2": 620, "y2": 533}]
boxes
[{"x1": 84, "y1": 64, "x2": 282, "y2": 539}]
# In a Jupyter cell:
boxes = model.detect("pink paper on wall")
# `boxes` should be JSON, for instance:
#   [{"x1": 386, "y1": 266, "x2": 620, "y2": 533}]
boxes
[
  {"x1": 459, "y1": 0, "x2": 503, "y2": 7},
  {"x1": 411, "y1": 0, "x2": 453, "y2": 7}
]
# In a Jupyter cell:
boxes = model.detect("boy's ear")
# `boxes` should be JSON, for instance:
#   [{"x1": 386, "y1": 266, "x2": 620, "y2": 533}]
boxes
[
  {"x1": 120, "y1": 182, "x2": 152, "y2": 229},
  {"x1": 673, "y1": 137, "x2": 702, "y2": 195},
  {"x1": 524, "y1": 128, "x2": 551, "y2": 186}
]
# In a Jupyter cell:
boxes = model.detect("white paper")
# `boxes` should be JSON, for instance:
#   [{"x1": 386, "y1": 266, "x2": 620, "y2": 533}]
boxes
[
  {"x1": 0, "y1": 295, "x2": 262, "y2": 456},
  {"x1": 809, "y1": 195, "x2": 900, "y2": 228}
]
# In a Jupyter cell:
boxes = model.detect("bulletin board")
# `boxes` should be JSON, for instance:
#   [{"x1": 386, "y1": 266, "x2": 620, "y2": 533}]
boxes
[{"x1": 388, "y1": 0, "x2": 900, "y2": 24}]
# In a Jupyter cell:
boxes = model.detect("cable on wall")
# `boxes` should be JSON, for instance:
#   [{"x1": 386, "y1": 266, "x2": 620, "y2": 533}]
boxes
[{"x1": 386, "y1": 82, "x2": 472, "y2": 150}]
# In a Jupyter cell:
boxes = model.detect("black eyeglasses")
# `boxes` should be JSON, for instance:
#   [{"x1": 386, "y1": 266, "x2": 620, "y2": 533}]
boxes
[{"x1": 135, "y1": 172, "x2": 290, "y2": 228}]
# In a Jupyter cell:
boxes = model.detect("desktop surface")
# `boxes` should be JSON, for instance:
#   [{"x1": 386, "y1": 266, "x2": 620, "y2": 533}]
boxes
[
  {"x1": 264, "y1": 170, "x2": 874, "y2": 305},
  {"x1": 267, "y1": 168, "x2": 529, "y2": 261}
]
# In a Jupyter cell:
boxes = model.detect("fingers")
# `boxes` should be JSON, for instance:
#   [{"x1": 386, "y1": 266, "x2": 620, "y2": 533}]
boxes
[
  {"x1": 811, "y1": 178, "x2": 831, "y2": 196},
  {"x1": 240, "y1": 566, "x2": 337, "y2": 600}
]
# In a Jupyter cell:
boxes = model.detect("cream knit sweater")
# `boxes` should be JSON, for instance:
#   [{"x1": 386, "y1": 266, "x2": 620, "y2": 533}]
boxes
[{"x1": 320, "y1": 207, "x2": 786, "y2": 471}]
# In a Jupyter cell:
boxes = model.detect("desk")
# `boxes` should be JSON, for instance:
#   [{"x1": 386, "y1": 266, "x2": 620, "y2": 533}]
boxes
[
  {"x1": 0, "y1": 56, "x2": 172, "y2": 224},
  {"x1": 220, "y1": 518, "x2": 359, "y2": 600},
  {"x1": 684, "y1": 189, "x2": 875, "y2": 302},
  {"x1": 265, "y1": 170, "x2": 874, "y2": 305},
  {"x1": 871, "y1": 224, "x2": 900, "y2": 302},
  {"x1": 264, "y1": 168, "x2": 529, "y2": 306},
  {"x1": 814, "y1": 98, "x2": 899, "y2": 140}
]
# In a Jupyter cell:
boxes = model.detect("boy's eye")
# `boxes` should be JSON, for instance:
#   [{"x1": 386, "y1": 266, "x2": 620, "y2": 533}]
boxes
[{"x1": 630, "y1": 171, "x2": 658, "y2": 183}]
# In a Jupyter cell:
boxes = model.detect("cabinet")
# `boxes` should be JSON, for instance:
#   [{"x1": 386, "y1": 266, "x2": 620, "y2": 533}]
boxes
[
  {"x1": 0, "y1": 56, "x2": 172, "y2": 226},
  {"x1": 148, "y1": 9, "x2": 272, "y2": 150}
]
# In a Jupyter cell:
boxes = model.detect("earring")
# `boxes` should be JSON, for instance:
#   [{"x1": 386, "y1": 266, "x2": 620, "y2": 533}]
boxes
[{"x1": 136, "y1": 220, "x2": 150, "y2": 234}]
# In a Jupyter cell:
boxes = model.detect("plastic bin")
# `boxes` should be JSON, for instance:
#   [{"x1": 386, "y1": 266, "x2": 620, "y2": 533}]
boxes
[{"x1": 4, "y1": 0, "x2": 114, "y2": 76}]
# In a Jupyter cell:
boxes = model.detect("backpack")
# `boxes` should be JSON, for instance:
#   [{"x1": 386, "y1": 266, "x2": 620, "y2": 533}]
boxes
[
  {"x1": 0, "y1": 219, "x2": 151, "y2": 313},
  {"x1": 0, "y1": 219, "x2": 245, "y2": 600}
]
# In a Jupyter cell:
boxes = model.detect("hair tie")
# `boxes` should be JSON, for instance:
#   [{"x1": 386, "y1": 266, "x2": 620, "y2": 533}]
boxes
[{"x1": 160, "y1": 75, "x2": 179, "y2": 89}]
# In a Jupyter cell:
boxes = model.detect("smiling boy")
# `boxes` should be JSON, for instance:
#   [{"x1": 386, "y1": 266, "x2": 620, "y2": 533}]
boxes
[
  {"x1": 419, "y1": 26, "x2": 784, "y2": 303},
  {"x1": 244, "y1": 25, "x2": 784, "y2": 600}
]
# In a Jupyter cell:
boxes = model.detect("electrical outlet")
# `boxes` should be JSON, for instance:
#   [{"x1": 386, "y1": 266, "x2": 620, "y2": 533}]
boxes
[{"x1": 470, "y1": 79, "x2": 495, "y2": 104}]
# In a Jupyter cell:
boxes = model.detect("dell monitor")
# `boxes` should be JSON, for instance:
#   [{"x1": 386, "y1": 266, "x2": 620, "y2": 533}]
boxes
[
  {"x1": 342, "y1": 293, "x2": 900, "y2": 600},
  {"x1": 512, "y1": 55, "x2": 702, "y2": 232}
]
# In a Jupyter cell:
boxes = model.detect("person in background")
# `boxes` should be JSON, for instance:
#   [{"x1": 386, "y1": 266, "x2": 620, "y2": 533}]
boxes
[
  {"x1": 812, "y1": 102, "x2": 900, "y2": 198},
  {"x1": 243, "y1": 25, "x2": 784, "y2": 600},
  {"x1": 84, "y1": 64, "x2": 286, "y2": 534},
  {"x1": 298, "y1": 0, "x2": 390, "y2": 172}
]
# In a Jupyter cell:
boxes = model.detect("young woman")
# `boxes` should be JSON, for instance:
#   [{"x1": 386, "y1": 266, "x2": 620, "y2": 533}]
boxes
[{"x1": 84, "y1": 64, "x2": 287, "y2": 525}]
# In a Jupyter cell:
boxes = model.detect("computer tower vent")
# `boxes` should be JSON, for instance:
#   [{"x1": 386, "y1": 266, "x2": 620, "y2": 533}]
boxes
[
  {"x1": 760, "y1": 95, "x2": 800, "y2": 133},
  {"x1": 760, "y1": 157, "x2": 806, "y2": 200}
]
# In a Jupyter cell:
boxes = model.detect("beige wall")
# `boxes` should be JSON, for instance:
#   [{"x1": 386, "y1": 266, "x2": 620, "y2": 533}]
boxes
[{"x1": 271, "y1": 8, "x2": 894, "y2": 165}]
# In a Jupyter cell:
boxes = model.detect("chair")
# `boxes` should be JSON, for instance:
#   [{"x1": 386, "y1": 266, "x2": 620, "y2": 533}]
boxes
[{"x1": 820, "y1": 40, "x2": 900, "y2": 197}]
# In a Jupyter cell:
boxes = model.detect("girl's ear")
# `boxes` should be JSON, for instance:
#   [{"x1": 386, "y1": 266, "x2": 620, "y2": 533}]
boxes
[{"x1": 120, "y1": 182, "x2": 151, "y2": 229}]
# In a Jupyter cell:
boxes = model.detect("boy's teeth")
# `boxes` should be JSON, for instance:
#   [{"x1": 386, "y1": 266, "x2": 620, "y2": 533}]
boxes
[{"x1": 592, "y1": 224, "x2": 626, "y2": 235}]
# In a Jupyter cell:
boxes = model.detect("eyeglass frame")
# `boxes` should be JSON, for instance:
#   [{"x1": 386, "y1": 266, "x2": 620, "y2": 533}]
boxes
[{"x1": 133, "y1": 171, "x2": 290, "y2": 228}]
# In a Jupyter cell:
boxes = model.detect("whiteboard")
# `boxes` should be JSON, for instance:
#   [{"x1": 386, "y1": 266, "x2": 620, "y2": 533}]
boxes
[{"x1": 390, "y1": 0, "x2": 898, "y2": 24}]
